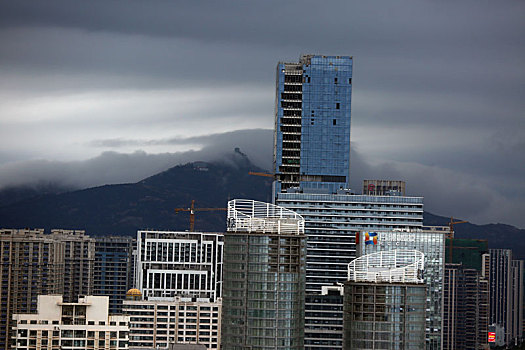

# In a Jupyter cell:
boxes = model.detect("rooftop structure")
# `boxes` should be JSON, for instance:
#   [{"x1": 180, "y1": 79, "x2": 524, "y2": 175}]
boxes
[
  {"x1": 226, "y1": 198, "x2": 304, "y2": 234},
  {"x1": 348, "y1": 249, "x2": 424, "y2": 284},
  {"x1": 356, "y1": 227, "x2": 447, "y2": 350}
]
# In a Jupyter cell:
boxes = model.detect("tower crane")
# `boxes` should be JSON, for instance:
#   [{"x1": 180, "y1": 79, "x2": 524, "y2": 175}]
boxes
[
  {"x1": 174, "y1": 200, "x2": 226, "y2": 232},
  {"x1": 447, "y1": 217, "x2": 468, "y2": 263}
]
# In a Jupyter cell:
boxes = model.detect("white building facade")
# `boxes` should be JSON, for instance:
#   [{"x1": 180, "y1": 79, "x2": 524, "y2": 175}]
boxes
[
  {"x1": 12, "y1": 295, "x2": 129, "y2": 350},
  {"x1": 123, "y1": 297, "x2": 221, "y2": 350},
  {"x1": 135, "y1": 231, "x2": 223, "y2": 301}
]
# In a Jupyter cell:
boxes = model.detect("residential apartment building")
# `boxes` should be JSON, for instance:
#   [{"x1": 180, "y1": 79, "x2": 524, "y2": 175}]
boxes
[
  {"x1": 0, "y1": 229, "x2": 65, "y2": 350},
  {"x1": 50, "y1": 230, "x2": 95, "y2": 303},
  {"x1": 123, "y1": 294, "x2": 221, "y2": 349},
  {"x1": 12, "y1": 295, "x2": 129, "y2": 350}
]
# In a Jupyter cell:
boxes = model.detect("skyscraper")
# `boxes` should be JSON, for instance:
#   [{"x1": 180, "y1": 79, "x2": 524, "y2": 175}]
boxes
[
  {"x1": 221, "y1": 199, "x2": 306, "y2": 349},
  {"x1": 273, "y1": 54, "x2": 429, "y2": 349},
  {"x1": 488, "y1": 249, "x2": 524, "y2": 346},
  {"x1": 274, "y1": 54, "x2": 353, "y2": 193}
]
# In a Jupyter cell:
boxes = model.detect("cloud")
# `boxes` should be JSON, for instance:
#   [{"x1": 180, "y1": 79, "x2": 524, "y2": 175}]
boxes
[
  {"x1": 0, "y1": 128, "x2": 523, "y2": 228},
  {"x1": 0, "y1": 1, "x2": 523, "y2": 228},
  {"x1": 0, "y1": 129, "x2": 274, "y2": 190}
]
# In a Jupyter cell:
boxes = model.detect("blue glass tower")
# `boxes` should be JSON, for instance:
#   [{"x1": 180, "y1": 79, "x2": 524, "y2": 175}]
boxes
[{"x1": 274, "y1": 54, "x2": 353, "y2": 194}]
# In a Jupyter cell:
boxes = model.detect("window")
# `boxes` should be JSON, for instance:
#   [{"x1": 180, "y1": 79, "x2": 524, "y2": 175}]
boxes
[{"x1": 336, "y1": 103, "x2": 340, "y2": 109}]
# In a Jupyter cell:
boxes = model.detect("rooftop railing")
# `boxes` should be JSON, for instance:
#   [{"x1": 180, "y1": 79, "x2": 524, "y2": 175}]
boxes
[
  {"x1": 348, "y1": 249, "x2": 424, "y2": 284},
  {"x1": 227, "y1": 199, "x2": 304, "y2": 235}
]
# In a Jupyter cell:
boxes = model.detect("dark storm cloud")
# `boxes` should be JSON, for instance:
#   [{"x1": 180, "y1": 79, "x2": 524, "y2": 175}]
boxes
[{"x1": 0, "y1": 1, "x2": 523, "y2": 227}]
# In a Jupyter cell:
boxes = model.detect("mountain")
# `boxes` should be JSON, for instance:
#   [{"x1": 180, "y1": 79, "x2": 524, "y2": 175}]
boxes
[
  {"x1": 0, "y1": 183, "x2": 73, "y2": 207},
  {"x1": 0, "y1": 150, "x2": 273, "y2": 235},
  {"x1": 424, "y1": 212, "x2": 525, "y2": 259},
  {"x1": 0, "y1": 151, "x2": 523, "y2": 259}
]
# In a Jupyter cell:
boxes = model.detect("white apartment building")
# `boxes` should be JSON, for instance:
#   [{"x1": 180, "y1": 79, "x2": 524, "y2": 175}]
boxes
[
  {"x1": 123, "y1": 296, "x2": 221, "y2": 350},
  {"x1": 136, "y1": 231, "x2": 223, "y2": 301},
  {"x1": 12, "y1": 295, "x2": 129, "y2": 350}
]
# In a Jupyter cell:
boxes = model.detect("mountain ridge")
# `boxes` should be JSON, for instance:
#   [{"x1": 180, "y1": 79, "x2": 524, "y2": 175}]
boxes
[{"x1": 0, "y1": 152, "x2": 523, "y2": 259}]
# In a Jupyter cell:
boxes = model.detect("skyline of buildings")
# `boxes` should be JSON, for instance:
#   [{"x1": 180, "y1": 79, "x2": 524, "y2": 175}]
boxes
[
  {"x1": 0, "y1": 52, "x2": 523, "y2": 349},
  {"x1": 272, "y1": 54, "x2": 436, "y2": 349}
]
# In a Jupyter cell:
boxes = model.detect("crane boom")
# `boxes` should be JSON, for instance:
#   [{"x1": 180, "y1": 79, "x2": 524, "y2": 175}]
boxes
[{"x1": 174, "y1": 200, "x2": 226, "y2": 231}]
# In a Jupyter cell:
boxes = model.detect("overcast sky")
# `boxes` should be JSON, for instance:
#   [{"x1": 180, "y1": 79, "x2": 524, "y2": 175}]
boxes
[{"x1": 0, "y1": 1, "x2": 523, "y2": 227}]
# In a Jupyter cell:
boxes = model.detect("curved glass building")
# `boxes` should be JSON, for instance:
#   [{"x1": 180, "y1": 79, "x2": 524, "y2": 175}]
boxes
[
  {"x1": 344, "y1": 250, "x2": 427, "y2": 349},
  {"x1": 221, "y1": 199, "x2": 306, "y2": 349}
]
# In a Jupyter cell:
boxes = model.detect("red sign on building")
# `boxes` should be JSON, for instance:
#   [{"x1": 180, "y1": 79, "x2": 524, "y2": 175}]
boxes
[{"x1": 488, "y1": 332, "x2": 496, "y2": 343}]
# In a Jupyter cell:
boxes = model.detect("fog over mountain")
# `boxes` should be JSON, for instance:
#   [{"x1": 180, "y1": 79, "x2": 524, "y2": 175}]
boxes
[
  {"x1": 0, "y1": 1, "x2": 523, "y2": 227},
  {"x1": 0, "y1": 129, "x2": 523, "y2": 228}
]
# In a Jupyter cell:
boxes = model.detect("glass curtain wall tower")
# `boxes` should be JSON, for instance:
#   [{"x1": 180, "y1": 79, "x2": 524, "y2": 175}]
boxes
[
  {"x1": 274, "y1": 55, "x2": 353, "y2": 194},
  {"x1": 221, "y1": 199, "x2": 306, "y2": 350}
]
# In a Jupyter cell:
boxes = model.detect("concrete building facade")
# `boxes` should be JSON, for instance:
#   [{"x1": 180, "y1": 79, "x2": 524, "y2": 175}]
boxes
[
  {"x1": 0, "y1": 229, "x2": 65, "y2": 350},
  {"x1": 50, "y1": 230, "x2": 95, "y2": 303},
  {"x1": 123, "y1": 296, "x2": 221, "y2": 350},
  {"x1": 12, "y1": 295, "x2": 129, "y2": 350}
]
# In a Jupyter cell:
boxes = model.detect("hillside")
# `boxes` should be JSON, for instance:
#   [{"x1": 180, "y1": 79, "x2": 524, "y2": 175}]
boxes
[
  {"x1": 0, "y1": 151, "x2": 273, "y2": 235},
  {"x1": 0, "y1": 152, "x2": 523, "y2": 259}
]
